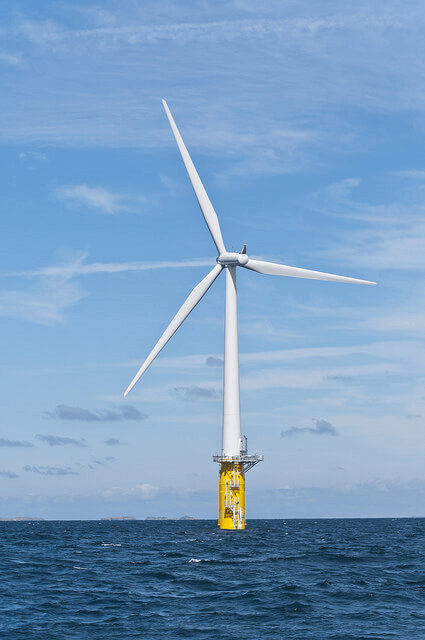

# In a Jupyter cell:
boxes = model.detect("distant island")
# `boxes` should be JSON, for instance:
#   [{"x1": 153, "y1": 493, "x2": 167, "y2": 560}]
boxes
[
  {"x1": 145, "y1": 516, "x2": 197, "y2": 521},
  {"x1": 0, "y1": 517, "x2": 45, "y2": 521},
  {"x1": 101, "y1": 516, "x2": 137, "y2": 521},
  {"x1": 102, "y1": 516, "x2": 197, "y2": 521},
  {"x1": 0, "y1": 516, "x2": 197, "y2": 521}
]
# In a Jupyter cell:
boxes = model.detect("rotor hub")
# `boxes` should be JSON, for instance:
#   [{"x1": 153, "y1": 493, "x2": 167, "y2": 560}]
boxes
[{"x1": 217, "y1": 252, "x2": 249, "y2": 267}]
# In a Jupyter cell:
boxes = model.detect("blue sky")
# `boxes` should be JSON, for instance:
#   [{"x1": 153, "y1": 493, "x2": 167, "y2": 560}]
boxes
[{"x1": 1, "y1": 0, "x2": 425, "y2": 519}]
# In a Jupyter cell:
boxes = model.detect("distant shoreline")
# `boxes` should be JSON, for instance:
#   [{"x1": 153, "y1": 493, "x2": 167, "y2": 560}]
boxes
[
  {"x1": 0, "y1": 516, "x2": 198, "y2": 522},
  {"x1": 1, "y1": 516, "x2": 424, "y2": 522}
]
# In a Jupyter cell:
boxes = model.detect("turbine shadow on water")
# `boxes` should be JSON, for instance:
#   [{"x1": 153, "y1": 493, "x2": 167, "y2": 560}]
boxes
[{"x1": 124, "y1": 100, "x2": 376, "y2": 530}]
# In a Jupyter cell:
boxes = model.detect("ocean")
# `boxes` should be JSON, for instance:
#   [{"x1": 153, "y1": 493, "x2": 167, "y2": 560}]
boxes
[{"x1": 1, "y1": 518, "x2": 425, "y2": 639}]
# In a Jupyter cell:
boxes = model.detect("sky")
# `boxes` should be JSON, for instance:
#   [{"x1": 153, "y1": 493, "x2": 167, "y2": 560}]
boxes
[{"x1": 1, "y1": 0, "x2": 425, "y2": 520}]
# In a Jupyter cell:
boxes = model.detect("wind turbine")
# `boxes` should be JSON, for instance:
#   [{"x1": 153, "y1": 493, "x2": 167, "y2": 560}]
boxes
[{"x1": 124, "y1": 100, "x2": 375, "y2": 530}]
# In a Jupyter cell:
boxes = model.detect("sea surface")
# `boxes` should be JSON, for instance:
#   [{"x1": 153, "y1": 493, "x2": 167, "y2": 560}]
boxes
[{"x1": 1, "y1": 518, "x2": 425, "y2": 639}]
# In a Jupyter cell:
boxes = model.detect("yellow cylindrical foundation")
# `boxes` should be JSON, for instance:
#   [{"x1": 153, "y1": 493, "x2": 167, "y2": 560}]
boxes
[{"x1": 218, "y1": 461, "x2": 246, "y2": 530}]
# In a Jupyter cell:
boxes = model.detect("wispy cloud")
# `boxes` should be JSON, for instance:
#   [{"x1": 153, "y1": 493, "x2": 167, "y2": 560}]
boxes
[
  {"x1": 154, "y1": 342, "x2": 393, "y2": 369},
  {"x1": 0, "y1": 438, "x2": 33, "y2": 448},
  {"x1": 240, "y1": 362, "x2": 395, "y2": 392},
  {"x1": 0, "y1": 253, "x2": 87, "y2": 326},
  {"x1": 90, "y1": 456, "x2": 117, "y2": 466},
  {"x1": 0, "y1": 52, "x2": 23, "y2": 67},
  {"x1": 281, "y1": 418, "x2": 338, "y2": 438},
  {"x1": 240, "y1": 318, "x2": 298, "y2": 341},
  {"x1": 0, "y1": 470, "x2": 19, "y2": 478},
  {"x1": 45, "y1": 404, "x2": 148, "y2": 422},
  {"x1": 104, "y1": 483, "x2": 159, "y2": 499},
  {"x1": 313, "y1": 177, "x2": 425, "y2": 271},
  {"x1": 394, "y1": 170, "x2": 425, "y2": 180},
  {"x1": 331, "y1": 222, "x2": 425, "y2": 271},
  {"x1": 174, "y1": 385, "x2": 218, "y2": 400},
  {"x1": 24, "y1": 465, "x2": 78, "y2": 476},
  {"x1": 35, "y1": 434, "x2": 86, "y2": 447},
  {"x1": 0, "y1": 254, "x2": 213, "y2": 326},
  {"x1": 206, "y1": 356, "x2": 223, "y2": 367},
  {"x1": 56, "y1": 184, "x2": 145, "y2": 215},
  {"x1": 17, "y1": 14, "x2": 408, "y2": 50},
  {"x1": 104, "y1": 438, "x2": 120, "y2": 446},
  {"x1": 365, "y1": 308, "x2": 425, "y2": 334},
  {"x1": 19, "y1": 150, "x2": 47, "y2": 164},
  {"x1": 10, "y1": 257, "x2": 213, "y2": 278},
  {"x1": 4, "y1": 1, "x2": 422, "y2": 155}
]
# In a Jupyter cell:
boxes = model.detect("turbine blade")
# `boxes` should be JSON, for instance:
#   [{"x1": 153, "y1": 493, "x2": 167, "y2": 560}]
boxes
[
  {"x1": 162, "y1": 100, "x2": 226, "y2": 255},
  {"x1": 124, "y1": 263, "x2": 223, "y2": 396},
  {"x1": 243, "y1": 258, "x2": 376, "y2": 285}
]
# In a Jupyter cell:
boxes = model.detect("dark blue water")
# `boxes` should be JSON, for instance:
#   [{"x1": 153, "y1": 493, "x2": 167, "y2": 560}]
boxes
[{"x1": 1, "y1": 519, "x2": 425, "y2": 639}]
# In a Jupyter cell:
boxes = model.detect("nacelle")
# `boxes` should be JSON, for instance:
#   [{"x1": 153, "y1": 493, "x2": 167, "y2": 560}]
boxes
[{"x1": 217, "y1": 252, "x2": 249, "y2": 267}]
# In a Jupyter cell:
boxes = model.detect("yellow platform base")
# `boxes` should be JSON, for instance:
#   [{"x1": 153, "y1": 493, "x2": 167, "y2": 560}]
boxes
[{"x1": 218, "y1": 461, "x2": 246, "y2": 530}]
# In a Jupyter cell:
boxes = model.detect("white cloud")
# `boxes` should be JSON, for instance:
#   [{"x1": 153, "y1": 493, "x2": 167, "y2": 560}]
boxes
[
  {"x1": 9, "y1": 257, "x2": 213, "y2": 278},
  {"x1": 19, "y1": 151, "x2": 48, "y2": 164},
  {"x1": 0, "y1": 52, "x2": 23, "y2": 67},
  {"x1": 394, "y1": 170, "x2": 425, "y2": 180},
  {"x1": 2, "y1": 1, "x2": 423, "y2": 156},
  {"x1": 141, "y1": 361, "x2": 395, "y2": 395},
  {"x1": 56, "y1": 184, "x2": 142, "y2": 215},
  {"x1": 239, "y1": 362, "x2": 396, "y2": 392},
  {"x1": 365, "y1": 309, "x2": 425, "y2": 333},
  {"x1": 0, "y1": 254, "x2": 87, "y2": 326},
  {"x1": 311, "y1": 177, "x2": 410, "y2": 223},
  {"x1": 104, "y1": 483, "x2": 159, "y2": 499},
  {"x1": 0, "y1": 254, "x2": 216, "y2": 325},
  {"x1": 239, "y1": 317, "x2": 299, "y2": 341},
  {"x1": 16, "y1": 14, "x2": 411, "y2": 50},
  {"x1": 18, "y1": 20, "x2": 65, "y2": 48},
  {"x1": 154, "y1": 340, "x2": 421, "y2": 368},
  {"x1": 311, "y1": 177, "x2": 425, "y2": 271}
]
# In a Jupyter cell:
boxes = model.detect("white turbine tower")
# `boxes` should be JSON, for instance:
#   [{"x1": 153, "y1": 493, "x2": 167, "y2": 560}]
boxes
[{"x1": 124, "y1": 100, "x2": 375, "y2": 530}]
